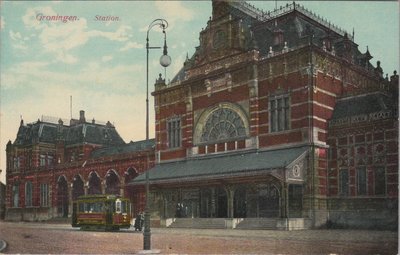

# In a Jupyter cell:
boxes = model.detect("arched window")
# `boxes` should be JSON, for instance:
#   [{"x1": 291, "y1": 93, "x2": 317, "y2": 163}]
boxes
[
  {"x1": 105, "y1": 170, "x2": 120, "y2": 195},
  {"x1": 13, "y1": 184, "x2": 19, "y2": 207},
  {"x1": 88, "y1": 172, "x2": 102, "y2": 195},
  {"x1": 25, "y1": 181, "x2": 33, "y2": 207},
  {"x1": 200, "y1": 108, "x2": 246, "y2": 143},
  {"x1": 72, "y1": 175, "x2": 84, "y2": 200}
]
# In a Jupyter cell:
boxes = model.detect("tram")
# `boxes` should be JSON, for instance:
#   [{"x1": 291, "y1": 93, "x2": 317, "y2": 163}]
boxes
[{"x1": 72, "y1": 194, "x2": 132, "y2": 231}]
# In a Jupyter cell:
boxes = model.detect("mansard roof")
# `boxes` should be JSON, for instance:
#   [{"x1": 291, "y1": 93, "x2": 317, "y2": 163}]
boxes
[
  {"x1": 331, "y1": 92, "x2": 395, "y2": 120},
  {"x1": 90, "y1": 139, "x2": 155, "y2": 158},
  {"x1": 172, "y1": 1, "x2": 376, "y2": 83},
  {"x1": 329, "y1": 92, "x2": 397, "y2": 128},
  {"x1": 63, "y1": 123, "x2": 124, "y2": 146},
  {"x1": 14, "y1": 122, "x2": 58, "y2": 145},
  {"x1": 13, "y1": 116, "x2": 125, "y2": 147}
]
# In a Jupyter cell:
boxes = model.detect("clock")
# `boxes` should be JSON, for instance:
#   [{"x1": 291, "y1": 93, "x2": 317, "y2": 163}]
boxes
[{"x1": 292, "y1": 164, "x2": 300, "y2": 177}]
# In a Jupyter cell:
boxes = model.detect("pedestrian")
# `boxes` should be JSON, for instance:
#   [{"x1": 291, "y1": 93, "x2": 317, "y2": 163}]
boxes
[
  {"x1": 134, "y1": 213, "x2": 142, "y2": 231},
  {"x1": 139, "y1": 212, "x2": 144, "y2": 230}
]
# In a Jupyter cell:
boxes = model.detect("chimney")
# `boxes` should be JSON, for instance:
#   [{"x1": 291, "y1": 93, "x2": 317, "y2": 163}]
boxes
[{"x1": 79, "y1": 110, "x2": 86, "y2": 123}]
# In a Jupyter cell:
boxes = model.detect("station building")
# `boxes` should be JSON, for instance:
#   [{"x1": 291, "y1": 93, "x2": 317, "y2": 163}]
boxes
[
  {"x1": 4, "y1": 0, "x2": 398, "y2": 230},
  {"x1": 130, "y1": 0, "x2": 398, "y2": 230}
]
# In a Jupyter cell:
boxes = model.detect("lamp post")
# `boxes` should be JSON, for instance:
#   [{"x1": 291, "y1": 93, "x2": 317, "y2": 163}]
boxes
[{"x1": 144, "y1": 18, "x2": 171, "y2": 251}]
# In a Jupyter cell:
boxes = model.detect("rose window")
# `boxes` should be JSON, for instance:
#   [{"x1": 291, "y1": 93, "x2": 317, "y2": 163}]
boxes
[{"x1": 200, "y1": 108, "x2": 246, "y2": 143}]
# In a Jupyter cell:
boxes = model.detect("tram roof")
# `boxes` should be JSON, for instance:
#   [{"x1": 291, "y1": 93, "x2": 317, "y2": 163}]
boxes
[{"x1": 129, "y1": 146, "x2": 308, "y2": 185}]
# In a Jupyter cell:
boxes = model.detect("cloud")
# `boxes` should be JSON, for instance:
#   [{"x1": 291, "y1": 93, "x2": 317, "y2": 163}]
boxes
[
  {"x1": 154, "y1": 1, "x2": 195, "y2": 23},
  {"x1": 9, "y1": 30, "x2": 29, "y2": 50},
  {"x1": 21, "y1": 6, "x2": 136, "y2": 64},
  {"x1": 2, "y1": 60, "x2": 144, "y2": 93},
  {"x1": 22, "y1": 6, "x2": 56, "y2": 30},
  {"x1": 9, "y1": 30, "x2": 22, "y2": 41},
  {"x1": 88, "y1": 25, "x2": 132, "y2": 42},
  {"x1": 120, "y1": 41, "x2": 143, "y2": 51},
  {"x1": 1, "y1": 16, "x2": 4, "y2": 30},
  {"x1": 102, "y1": 55, "x2": 113, "y2": 62}
]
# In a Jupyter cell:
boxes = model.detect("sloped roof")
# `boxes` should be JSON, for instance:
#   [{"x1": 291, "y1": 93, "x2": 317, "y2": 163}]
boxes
[
  {"x1": 130, "y1": 146, "x2": 308, "y2": 185},
  {"x1": 171, "y1": 1, "x2": 371, "y2": 83},
  {"x1": 90, "y1": 139, "x2": 155, "y2": 158},
  {"x1": 14, "y1": 121, "x2": 125, "y2": 146},
  {"x1": 331, "y1": 92, "x2": 395, "y2": 120}
]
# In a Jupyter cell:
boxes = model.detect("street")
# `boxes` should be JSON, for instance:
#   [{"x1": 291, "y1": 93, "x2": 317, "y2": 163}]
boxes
[{"x1": 0, "y1": 221, "x2": 397, "y2": 254}]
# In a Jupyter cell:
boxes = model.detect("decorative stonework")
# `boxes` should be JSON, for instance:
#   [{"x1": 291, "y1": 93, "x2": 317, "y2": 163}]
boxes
[
  {"x1": 373, "y1": 143, "x2": 385, "y2": 164},
  {"x1": 205, "y1": 73, "x2": 233, "y2": 97},
  {"x1": 193, "y1": 102, "x2": 249, "y2": 145},
  {"x1": 186, "y1": 51, "x2": 258, "y2": 80},
  {"x1": 355, "y1": 145, "x2": 367, "y2": 165},
  {"x1": 200, "y1": 108, "x2": 246, "y2": 143}
]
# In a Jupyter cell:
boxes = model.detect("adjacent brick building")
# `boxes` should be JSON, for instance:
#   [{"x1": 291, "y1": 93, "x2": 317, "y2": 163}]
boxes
[
  {"x1": 5, "y1": 110, "x2": 153, "y2": 221},
  {"x1": 130, "y1": 0, "x2": 398, "y2": 230}
]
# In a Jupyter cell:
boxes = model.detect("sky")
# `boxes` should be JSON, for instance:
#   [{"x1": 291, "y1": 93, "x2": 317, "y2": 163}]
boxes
[{"x1": 0, "y1": 1, "x2": 399, "y2": 183}]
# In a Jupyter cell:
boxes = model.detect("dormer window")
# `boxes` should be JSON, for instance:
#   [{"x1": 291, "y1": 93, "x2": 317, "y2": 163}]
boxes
[
  {"x1": 273, "y1": 30, "x2": 284, "y2": 46},
  {"x1": 40, "y1": 155, "x2": 46, "y2": 167},
  {"x1": 323, "y1": 38, "x2": 332, "y2": 51}
]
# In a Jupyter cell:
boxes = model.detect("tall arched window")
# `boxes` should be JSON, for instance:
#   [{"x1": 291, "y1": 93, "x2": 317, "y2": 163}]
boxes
[
  {"x1": 25, "y1": 181, "x2": 33, "y2": 207},
  {"x1": 200, "y1": 108, "x2": 246, "y2": 143},
  {"x1": 105, "y1": 170, "x2": 120, "y2": 195},
  {"x1": 13, "y1": 184, "x2": 19, "y2": 207},
  {"x1": 72, "y1": 175, "x2": 84, "y2": 200},
  {"x1": 88, "y1": 172, "x2": 102, "y2": 195}
]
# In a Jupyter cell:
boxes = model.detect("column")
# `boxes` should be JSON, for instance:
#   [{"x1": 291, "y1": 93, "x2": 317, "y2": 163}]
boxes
[
  {"x1": 68, "y1": 183, "x2": 73, "y2": 216},
  {"x1": 226, "y1": 186, "x2": 234, "y2": 218},
  {"x1": 210, "y1": 188, "x2": 215, "y2": 218}
]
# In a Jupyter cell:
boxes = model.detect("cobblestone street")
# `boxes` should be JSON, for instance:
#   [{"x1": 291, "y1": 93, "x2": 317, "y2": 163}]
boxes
[{"x1": 0, "y1": 221, "x2": 398, "y2": 254}]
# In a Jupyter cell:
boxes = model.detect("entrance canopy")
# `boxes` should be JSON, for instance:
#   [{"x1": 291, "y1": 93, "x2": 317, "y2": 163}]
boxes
[{"x1": 130, "y1": 146, "x2": 308, "y2": 186}]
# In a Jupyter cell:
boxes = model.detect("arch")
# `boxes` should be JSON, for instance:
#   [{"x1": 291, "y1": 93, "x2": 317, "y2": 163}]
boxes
[
  {"x1": 124, "y1": 167, "x2": 138, "y2": 181},
  {"x1": 193, "y1": 102, "x2": 250, "y2": 145},
  {"x1": 240, "y1": 182, "x2": 281, "y2": 218},
  {"x1": 72, "y1": 175, "x2": 85, "y2": 200},
  {"x1": 57, "y1": 175, "x2": 69, "y2": 217},
  {"x1": 88, "y1": 171, "x2": 102, "y2": 195},
  {"x1": 105, "y1": 169, "x2": 120, "y2": 195},
  {"x1": 258, "y1": 184, "x2": 280, "y2": 218}
]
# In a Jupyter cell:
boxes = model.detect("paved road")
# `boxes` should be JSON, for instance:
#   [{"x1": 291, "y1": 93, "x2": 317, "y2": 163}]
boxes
[{"x1": 0, "y1": 221, "x2": 398, "y2": 254}]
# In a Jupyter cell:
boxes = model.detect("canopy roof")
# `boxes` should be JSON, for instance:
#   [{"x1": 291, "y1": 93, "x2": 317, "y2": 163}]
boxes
[{"x1": 130, "y1": 146, "x2": 308, "y2": 185}]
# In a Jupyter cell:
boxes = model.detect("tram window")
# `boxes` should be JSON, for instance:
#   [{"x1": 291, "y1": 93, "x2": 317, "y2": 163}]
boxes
[
  {"x1": 121, "y1": 201, "x2": 127, "y2": 213},
  {"x1": 79, "y1": 203, "x2": 85, "y2": 212},
  {"x1": 84, "y1": 202, "x2": 103, "y2": 213},
  {"x1": 116, "y1": 199, "x2": 122, "y2": 213}
]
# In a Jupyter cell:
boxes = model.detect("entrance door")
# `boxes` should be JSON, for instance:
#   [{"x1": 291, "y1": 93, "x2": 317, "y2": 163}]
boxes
[
  {"x1": 57, "y1": 176, "x2": 69, "y2": 218},
  {"x1": 258, "y1": 185, "x2": 279, "y2": 218},
  {"x1": 216, "y1": 187, "x2": 227, "y2": 218},
  {"x1": 234, "y1": 187, "x2": 247, "y2": 218}
]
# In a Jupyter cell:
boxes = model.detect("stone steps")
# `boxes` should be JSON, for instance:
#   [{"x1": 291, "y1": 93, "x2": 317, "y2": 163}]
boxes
[
  {"x1": 235, "y1": 218, "x2": 279, "y2": 230},
  {"x1": 168, "y1": 218, "x2": 227, "y2": 229}
]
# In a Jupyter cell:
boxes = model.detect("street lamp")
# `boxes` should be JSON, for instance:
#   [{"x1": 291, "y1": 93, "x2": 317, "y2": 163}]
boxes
[{"x1": 144, "y1": 18, "x2": 171, "y2": 251}]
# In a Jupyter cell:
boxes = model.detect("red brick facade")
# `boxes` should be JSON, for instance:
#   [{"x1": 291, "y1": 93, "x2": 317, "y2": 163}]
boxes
[
  {"x1": 5, "y1": 112, "x2": 153, "y2": 221},
  {"x1": 133, "y1": 0, "x2": 398, "y2": 229}
]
